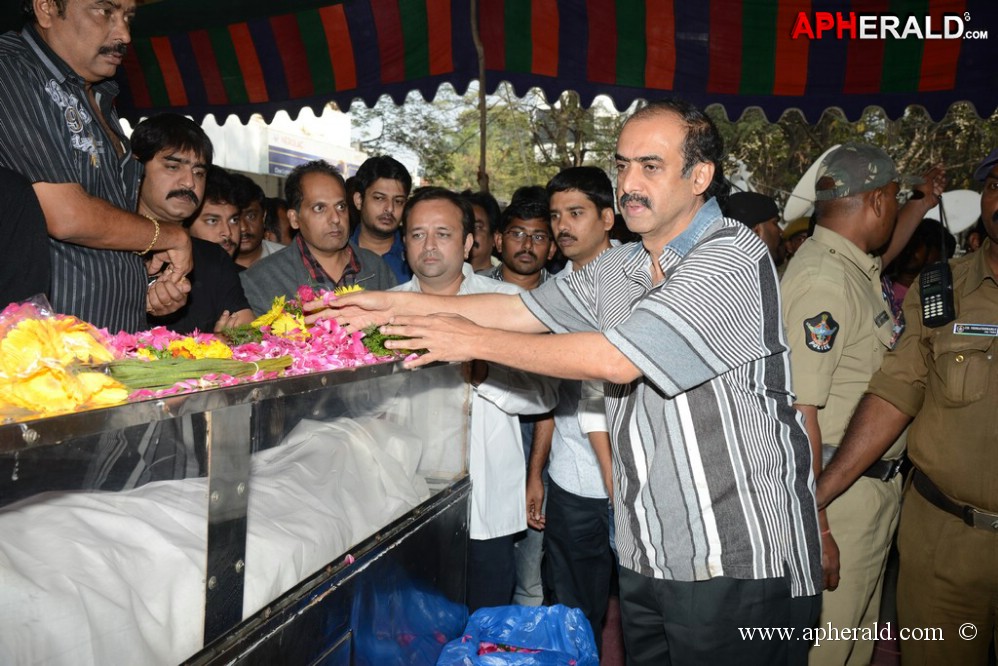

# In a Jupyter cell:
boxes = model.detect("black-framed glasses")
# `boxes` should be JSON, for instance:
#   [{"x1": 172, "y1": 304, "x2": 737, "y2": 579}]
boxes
[{"x1": 503, "y1": 229, "x2": 551, "y2": 243}]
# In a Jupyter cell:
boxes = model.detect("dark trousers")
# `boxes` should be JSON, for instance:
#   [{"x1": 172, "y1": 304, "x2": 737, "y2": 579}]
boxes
[
  {"x1": 618, "y1": 567, "x2": 820, "y2": 666},
  {"x1": 467, "y1": 534, "x2": 516, "y2": 611},
  {"x1": 543, "y1": 479, "x2": 613, "y2": 651}
]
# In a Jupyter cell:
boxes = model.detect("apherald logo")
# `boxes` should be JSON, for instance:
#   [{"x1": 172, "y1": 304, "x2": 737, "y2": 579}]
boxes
[{"x1": 790, "y1": 12, "x2": 979, "y2": 40}]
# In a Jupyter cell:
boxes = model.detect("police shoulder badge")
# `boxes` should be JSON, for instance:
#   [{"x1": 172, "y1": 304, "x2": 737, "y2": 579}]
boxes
[{"x1": 804, "y1": 312, "x2": 839, "y2": 353}]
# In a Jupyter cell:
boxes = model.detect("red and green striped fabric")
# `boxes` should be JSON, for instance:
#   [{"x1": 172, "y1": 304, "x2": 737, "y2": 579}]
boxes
[
  {"x1": 119, "y1": 0, "x2": 463, "y2": 121},
  {"x1": 475, "y1": 0, "x2": 989, "y2": 119},
  {"x1": 115, "y1": 0, "x2": 995, "y2": 123}
]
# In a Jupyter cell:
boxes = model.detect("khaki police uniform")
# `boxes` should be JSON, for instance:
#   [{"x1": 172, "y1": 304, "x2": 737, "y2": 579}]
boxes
[
  {"x1": 867, "y1": 240, "x2": 998, "y2": 665},
  {"x1": 781, "y1": 226, "x2": 905, "y2": 666}
]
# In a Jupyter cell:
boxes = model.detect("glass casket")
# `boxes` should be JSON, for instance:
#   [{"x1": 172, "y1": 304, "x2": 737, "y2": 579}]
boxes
[{"x1": 0, "y1": 360, "x2": 472, "y2": 665}]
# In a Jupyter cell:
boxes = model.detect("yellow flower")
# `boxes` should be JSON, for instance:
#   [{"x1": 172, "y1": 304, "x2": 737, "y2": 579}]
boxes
[
  {"x1": 51, "y1": 317, "x2": 115, "y2": 365},
  {"x1": 0, "y1": 320, "x2": 59, "y2": 377},
  {"x1": 199, "y1": 339, "x2": 234, "y2": 359},
  {"x1": 167, "y1": 337, "x2": 233, "y2": 360},
  {"x1": 248, "y1": 295, "x2": 309, "y2": 340},
  {"x1": 77, "y1": 371, "x2": 129, "y2": 407},
  {"x1": 0, "y1": 318, "x2": 115, "y2": 379},
  {"x1": 251, "y1": 296, "x2": 287, "y2": 329},
  {"x1": 334, "y1": 284, "x2": 364, "y2": 296},
  {"x1": 0, "y1": 315, "x2": 125, "y2": 416},
  {"x1": 136, "y1": 348, "x2": 157, "y2": 361},
  {"x1": 269, "y1": 311, "x2": 310, "y2": 339},
  {"x1": 0, "y1": 366, "x2": 84, "y2": 414}
]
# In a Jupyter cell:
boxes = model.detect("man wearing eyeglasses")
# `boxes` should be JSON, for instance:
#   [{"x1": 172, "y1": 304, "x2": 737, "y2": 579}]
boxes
[
  {"x1": 485, "y1": 194, "x2": 557, "y2": 290},
  {"x1": 780, "y1": 143, "x2": 920, "y2": 666}
]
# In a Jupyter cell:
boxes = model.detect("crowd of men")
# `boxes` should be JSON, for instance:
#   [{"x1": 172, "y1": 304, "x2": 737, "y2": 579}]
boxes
[{"x1": 1, "y1": 1, "x2": 996, "y2": 665}]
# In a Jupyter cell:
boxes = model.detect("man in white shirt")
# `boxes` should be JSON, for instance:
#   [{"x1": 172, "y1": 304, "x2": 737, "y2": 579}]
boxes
[{"x1": 391, "y1": 186, "x2": 558, "y2": 610}]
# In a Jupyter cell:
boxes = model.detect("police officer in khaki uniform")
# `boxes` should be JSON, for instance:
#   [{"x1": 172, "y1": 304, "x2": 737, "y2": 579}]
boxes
[
  {"x1": 781, "y1": 143, "x2": 918, "y2": 666},
  {"x1": 818, "y1": 147, "x2": 998, "y2": 665}
]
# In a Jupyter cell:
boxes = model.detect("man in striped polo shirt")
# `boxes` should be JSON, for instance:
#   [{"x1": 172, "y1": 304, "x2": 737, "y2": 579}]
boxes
[
  {"x1": 0, "y1": 0, "x2": 193, "y2": 330},
  {"x1": 323, "y1": 99, "x2": 822, "y2": 665}
]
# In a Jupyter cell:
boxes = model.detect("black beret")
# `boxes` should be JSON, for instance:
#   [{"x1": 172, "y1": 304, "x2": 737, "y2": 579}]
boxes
[{"x1": 724, "y1": 192, "x2": 779, "y2": 228}]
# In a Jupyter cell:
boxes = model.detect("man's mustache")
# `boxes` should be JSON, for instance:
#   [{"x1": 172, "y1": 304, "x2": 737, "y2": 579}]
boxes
[
  {"x1": 557, "y1": 232, "x2": 577, "y2": 243},
  {"x1": 515, "y1": 250, "x2": 537, "y2": 260},
  {"x1": 98, "y1": 42, "x2": 128, "y2": 57},
  {"x1": 168, "y1": 189, "x2": 199, "y2": 206},
  {"x1": 620, "y1": 193, "x2": 651, "y2": 209}
]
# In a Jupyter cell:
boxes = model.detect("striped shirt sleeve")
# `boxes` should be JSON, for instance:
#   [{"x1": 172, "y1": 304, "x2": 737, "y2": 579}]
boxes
[{"x1": 606, "y1": 230, "x2": 776, "y2": 397}]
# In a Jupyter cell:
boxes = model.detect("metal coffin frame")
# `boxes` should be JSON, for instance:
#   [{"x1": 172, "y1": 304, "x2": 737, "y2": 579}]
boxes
[{"x1": 0, "y1": 360, "x2": 471, "y2": 664}]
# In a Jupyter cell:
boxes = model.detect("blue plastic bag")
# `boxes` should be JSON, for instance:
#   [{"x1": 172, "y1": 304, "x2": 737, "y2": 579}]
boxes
[
  {"x1": 351, "y1": 564, "x2": 468, "y2": 666},
  {"x1": 436, "y1": 604, "x2": 598, "y2": 666}
]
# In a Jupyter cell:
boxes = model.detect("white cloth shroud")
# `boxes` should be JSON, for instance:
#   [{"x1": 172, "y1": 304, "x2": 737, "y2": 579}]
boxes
[{"x1": 0, "y1": 416, "x2": 430, "y2": 666}]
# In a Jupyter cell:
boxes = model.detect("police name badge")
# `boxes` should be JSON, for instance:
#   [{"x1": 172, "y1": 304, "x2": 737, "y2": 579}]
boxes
[
  {"x1": 804, "y1": 312, "x2": 839, "y2": 353},
  {"x1": 953, "y1": 323, "x2": 998, "y2": 337}
]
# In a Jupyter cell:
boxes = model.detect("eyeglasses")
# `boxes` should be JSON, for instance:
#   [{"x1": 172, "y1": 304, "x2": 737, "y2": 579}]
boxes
[{"x1": 503, "y1": 229, "x2": 552, "y2": 243}]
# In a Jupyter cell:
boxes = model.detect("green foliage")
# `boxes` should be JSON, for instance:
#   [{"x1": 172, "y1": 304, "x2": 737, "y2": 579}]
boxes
[
  {"x1": 352, "y1": 87, "x2": 998, "y2": 209},
  {"x1": 220, "y1": 324, "x2": 264, "y2": 346},
  {"x1": 360, "y1": 325, "x2": 423, "y2": 357},
  {"x1": 351, "y1": 90, "x2": 463, "y2": 184},
  {"x1": 109, "y1": 357, "x2": 292, "y2": 390},
  {"x1": 351, "y1": 84, "x2": 626, "y2": 201},
  {"x1": 709, "y1": 102, "x2": 998, "y2": 210}
]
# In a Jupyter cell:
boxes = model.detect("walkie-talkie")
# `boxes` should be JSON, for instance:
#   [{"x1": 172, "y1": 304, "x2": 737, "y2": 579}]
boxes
[
  {"x1": 919, "y1": 194, "x2": 956, "y2": 327},
  {"x1": 919, "y1": 261, "x2": 955, "y2": 327}
]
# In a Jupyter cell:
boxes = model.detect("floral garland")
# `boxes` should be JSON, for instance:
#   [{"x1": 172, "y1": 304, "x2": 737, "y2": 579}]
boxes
[
  {"x1": 107, "y1": 286, "x2": 394, "y2": 400},
  {"x1": 0, "y1": 287, "x2": 404, "y2": 420}
]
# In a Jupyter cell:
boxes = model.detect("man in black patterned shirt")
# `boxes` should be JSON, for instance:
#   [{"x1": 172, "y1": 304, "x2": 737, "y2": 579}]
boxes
[{"x1": 0, "y1": 0, "x2": 191, "y2": 329}]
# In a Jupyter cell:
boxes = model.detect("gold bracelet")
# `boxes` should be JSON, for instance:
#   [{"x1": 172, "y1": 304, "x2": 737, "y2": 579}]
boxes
[{"x1": 135, "y1": 215, "x2": 160, "y2": 256}]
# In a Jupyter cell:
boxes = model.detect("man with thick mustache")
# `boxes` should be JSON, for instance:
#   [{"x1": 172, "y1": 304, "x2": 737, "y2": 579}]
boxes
[
  {"x1": 817, "y1": 148, "x2": 998, "y2": 665},
  {"x1": 320, "y1": 99, "x2": 822, "y2": 665},
  {"x1": 132, "y1": 114, "x2": 253, "y2": 334},
  {"x1": 0, "y1": 0, "x2": 192, "y2": 330},
  {"x1": 350, "y1": 155, "x2": 412, "y2": 283},
  {"x1": 523, "y1": 166, "x2": 617, "y2": 650}
]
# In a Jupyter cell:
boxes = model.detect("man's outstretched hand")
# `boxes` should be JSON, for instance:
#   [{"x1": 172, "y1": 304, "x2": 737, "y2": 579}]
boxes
[
  {"x1": 379, "y1": 313, "x2": 484, "y2": 369},
  {"x1": 303, "y1": 290, "x2": 399, "y2": 331}
]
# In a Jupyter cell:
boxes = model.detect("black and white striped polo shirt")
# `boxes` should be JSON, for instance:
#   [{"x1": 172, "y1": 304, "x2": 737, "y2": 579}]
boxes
[{"x1": 523, "y1": 197, "x2": 822, "y2": 598}]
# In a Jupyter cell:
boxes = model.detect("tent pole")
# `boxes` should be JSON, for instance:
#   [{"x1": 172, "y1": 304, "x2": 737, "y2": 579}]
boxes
[{"x1": 470, "y1": 0, "x2": 488, "y2": 193}]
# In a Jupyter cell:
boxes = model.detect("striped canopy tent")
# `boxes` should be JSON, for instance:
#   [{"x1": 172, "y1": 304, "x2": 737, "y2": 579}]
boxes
[{"x1": 60, "y1": 0, "x2": 998, "y2": 122}]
